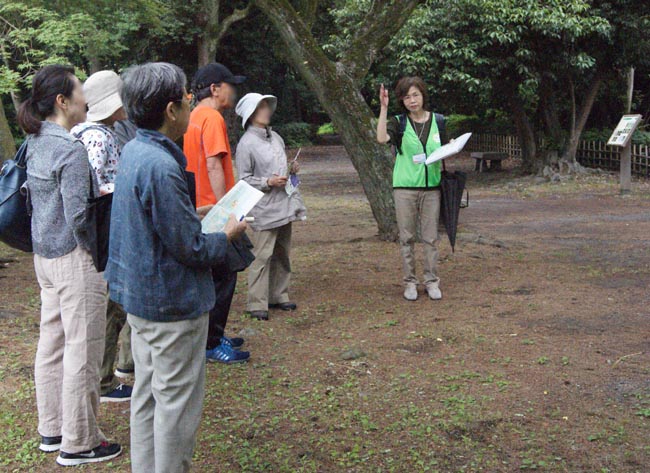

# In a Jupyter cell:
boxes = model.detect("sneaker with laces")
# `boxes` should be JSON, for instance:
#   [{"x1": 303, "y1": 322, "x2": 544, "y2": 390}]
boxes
[
  {"x1": 39, "y1": 435, "x2": 62, "y2": 452},
  {"x1": 206, "y1": 343, "x2": 250, "y2": 364},
  {"x1": 56, "y1": 442, "x2": 122, "y2": 466},
  {"x1": 221, "y1": 336, "x2": 244, "y2": 349},
  {"x1": 403, "y1": 282, "x2": 418, "y2": 301},
  {"x1": 100, "y1": 384, "x2": 132, "y2": 403}
]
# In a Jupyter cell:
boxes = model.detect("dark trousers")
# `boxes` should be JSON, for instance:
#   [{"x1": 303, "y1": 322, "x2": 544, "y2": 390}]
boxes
[{"x1": 206, "y1": 267, "x2": 237, "y2": 350}]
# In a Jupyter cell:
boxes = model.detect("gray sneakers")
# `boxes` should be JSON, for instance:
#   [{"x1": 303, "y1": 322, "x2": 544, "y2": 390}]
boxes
[
  {"x1": 403, "y1": 283, "x2": 418, "y2": 301},
  {"x1": 426, "y1": 280, "x2": 442, "y2": 300},
  {"x1": 403, "y1": 281, "x2": 442, "y2": 301}
]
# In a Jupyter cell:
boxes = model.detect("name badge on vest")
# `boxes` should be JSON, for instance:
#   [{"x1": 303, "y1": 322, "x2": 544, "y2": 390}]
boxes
[{"x1": 413, "y1": 153, "x2": 426, "y2": 164}]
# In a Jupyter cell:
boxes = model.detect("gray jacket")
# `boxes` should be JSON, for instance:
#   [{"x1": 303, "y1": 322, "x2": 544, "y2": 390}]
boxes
[
  {"x1": 26, "y1": 121, "x2": 97, "y2": 258},
  {"x1": 235, "y1": 126, "x2": 306, "y2": 231}
]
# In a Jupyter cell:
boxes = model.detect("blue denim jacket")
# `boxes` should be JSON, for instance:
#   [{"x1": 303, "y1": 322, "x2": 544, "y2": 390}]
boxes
[{"x1": 105, "y1": 129, "x2": 228, "y2": 322}]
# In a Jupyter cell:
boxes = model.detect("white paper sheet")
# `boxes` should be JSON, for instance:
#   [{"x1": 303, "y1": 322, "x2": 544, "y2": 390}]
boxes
[
  {"x1": 201, "y1": 180, "x2": 264, "y2": 233},
  {"x1": 425, "y1": 132, "x2": 473, "y2": 165}
]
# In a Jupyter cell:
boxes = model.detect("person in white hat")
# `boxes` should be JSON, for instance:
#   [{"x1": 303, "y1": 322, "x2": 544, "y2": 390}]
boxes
[
  {"x1": 235, "y1": 93, "x2": 307, "y2": 321},
  {"x1": 70, "y1": 70, "x2": 133, "y2": 404},
  {"x1": 71, "y1": 70, "x2": 126, "y2": 194}
]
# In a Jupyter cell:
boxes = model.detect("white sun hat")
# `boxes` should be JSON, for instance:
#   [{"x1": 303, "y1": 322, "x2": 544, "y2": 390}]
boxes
[
  {"x1": 83, "y1": 70, "x2": 123, "y2": 122},
  {"x1": 235, "y1": 93, "x2": 277, "y2": 129}
]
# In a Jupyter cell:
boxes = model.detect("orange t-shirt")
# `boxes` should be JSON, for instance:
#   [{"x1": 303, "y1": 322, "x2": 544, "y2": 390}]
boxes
[{"x1": 183, "y1": 106, "x2": 235, "y2": 207}]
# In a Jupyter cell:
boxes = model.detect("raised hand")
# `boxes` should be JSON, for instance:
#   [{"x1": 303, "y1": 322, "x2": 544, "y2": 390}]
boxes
[{"x1": 379, "y1": 84, "x2": 389, "y2": 109}]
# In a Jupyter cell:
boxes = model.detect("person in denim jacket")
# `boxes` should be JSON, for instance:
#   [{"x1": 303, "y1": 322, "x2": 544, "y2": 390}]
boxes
[{"x1": 104, "y1": 62, "x2": 247, "y2": 473}]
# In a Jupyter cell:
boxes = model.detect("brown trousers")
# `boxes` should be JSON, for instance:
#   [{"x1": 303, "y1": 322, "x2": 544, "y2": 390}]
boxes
[
  {"x1": 33, "y1": 246, "x2": 107, "y2": 453},
  {"x1": 100, "y1": 298, "x2": 133, "y2": 395},
  {"x1": 394, "y1": 188, "x2": 441, "y2": 285}
]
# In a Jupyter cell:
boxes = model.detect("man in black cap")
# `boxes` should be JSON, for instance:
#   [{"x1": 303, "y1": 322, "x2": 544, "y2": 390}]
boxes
[{"x1": 183, "y1": 63, "x2": 251, "y2": 364}]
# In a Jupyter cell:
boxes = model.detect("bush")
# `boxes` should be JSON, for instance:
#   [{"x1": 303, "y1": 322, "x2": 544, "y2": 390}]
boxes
[
  {"x1": 317, "y1": 122, "x2": 337, "y2": 135},
  {"x1": 274, "y1": 122, "x2": 313, "y2": 147},
  {"x1": 445, "y1": 114, "x2": 481, "y2": 137},
  {"x1": 445, "y1": 111, "x2": 515, "y2": 137}
]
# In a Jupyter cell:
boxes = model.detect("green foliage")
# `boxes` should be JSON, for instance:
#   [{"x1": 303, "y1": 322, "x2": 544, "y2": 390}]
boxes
[
  {"x1": 446, "y1": 112, "x2": 515, "y2": 137},
  {"x1": 317, "y1": 122, "x2": 336, "y2": 136},
  {"x1": 274, "y1": 122, "x2": 313, "y2": 147},
  {"x1": 0, "y1": 0, "x2": 168, "y2": 94}
]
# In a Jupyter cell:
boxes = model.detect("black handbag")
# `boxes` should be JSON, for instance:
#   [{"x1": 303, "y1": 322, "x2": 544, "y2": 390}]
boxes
[
  {"x1": 226, "y1": 233, "x2": 255, "y2": 273},
  {"x1": 85, "y1": 190, "x2": 112, "y2": 272},
  {"x1": 0, "y1": 141, "x2": 33, "y2": 252}
]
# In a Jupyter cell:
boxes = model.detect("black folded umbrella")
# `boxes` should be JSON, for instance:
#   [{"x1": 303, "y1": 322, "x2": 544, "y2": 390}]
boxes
[{"x1": 439, "y1": 164, "x2": 467, "y2": 252}]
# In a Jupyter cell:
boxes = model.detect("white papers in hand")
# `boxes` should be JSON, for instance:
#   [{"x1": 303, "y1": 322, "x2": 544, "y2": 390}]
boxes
[
  {"x1": 425, "y1": 133, "x2": 472, "y2": 165},
  {"x1": 201, "y1": 180, "x2": 264, "y2": 233}
]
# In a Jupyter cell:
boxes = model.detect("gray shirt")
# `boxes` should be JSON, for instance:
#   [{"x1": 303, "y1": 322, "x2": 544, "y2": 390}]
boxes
[
  {"x1": 26, "y1": 121, "x2": 97, "y2": 258},
  {"x1": 235, "y1": 126, "x2": 306, "y2": 231}
]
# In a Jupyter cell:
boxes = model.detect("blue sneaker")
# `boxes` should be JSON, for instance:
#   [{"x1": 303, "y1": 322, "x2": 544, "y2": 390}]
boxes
[
  {"x1": 206, "y1": 344, "x2": 250, "y2": 364},
  {"x1": 221, "y1": 336, "x2": 244, "y2": 349},
  {"x1": 100, "y1": 384, "x2": 132, "y2": 403}
]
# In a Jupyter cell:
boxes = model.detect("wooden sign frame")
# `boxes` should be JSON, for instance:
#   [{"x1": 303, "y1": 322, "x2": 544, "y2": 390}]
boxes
[{"x1": 607, "y1": 114, "x2": 643, "y2": 147}]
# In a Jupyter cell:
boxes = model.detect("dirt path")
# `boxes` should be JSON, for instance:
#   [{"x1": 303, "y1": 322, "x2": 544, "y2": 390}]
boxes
[{"x1": 1, "y1": 146, "x2": 649, "y2": 472}]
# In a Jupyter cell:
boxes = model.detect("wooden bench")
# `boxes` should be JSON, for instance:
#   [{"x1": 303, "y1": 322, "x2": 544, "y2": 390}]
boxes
[{"x1": 471, "y1": 152, "x2": 508, "y2": 172}]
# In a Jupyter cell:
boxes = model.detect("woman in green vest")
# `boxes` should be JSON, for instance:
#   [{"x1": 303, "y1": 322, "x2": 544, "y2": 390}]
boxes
[{"x1": 376, "y1": 76, "x2": 445, "y2": 301}]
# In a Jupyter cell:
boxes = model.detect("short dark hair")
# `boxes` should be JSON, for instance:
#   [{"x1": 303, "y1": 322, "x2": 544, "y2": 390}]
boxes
[
  {"x1": 17, "y1": 64, "x2": 77, "y2": 134},
  {"x1": 394, "y1": 76, "x2": 429, "y2": 112},
  {"x1": 120, "y1": 62, "x2": 186, "y2": 131},
  {"x1": 193, "y1": 86, "x2": 214, "y2": 102}
]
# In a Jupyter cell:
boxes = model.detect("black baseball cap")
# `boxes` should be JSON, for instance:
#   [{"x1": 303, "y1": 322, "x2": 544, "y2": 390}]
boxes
[{"x1": 191, "y1": 63, "x2": 246, "y2": 91}]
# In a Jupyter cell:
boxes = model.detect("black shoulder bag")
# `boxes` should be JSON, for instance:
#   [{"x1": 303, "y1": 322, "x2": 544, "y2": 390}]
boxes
[
  {"x1": 73, "y1": 126, "x2": 113, "y2": 272},
  {"x1": 0, "y1": 140, "x2": 33, "y2": 252}
]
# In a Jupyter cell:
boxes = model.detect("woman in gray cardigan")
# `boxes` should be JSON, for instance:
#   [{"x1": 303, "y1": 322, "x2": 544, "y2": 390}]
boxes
[
  {"x1": 235, "y1": 93, "x2": 306, "y2": 321},
  {"x1": 18, "y1": 65, "x2": 121, "y2": 466}
]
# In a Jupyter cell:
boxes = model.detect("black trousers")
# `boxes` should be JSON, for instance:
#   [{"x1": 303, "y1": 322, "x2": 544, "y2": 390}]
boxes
[{"x1": 205, "y1": 267, "x2": 237, "y2": 350}]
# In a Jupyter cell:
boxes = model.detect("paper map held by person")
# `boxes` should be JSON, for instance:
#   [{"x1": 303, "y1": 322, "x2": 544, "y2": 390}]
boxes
[
  {"x1": 201, "y1": 180, "x2": 264, "y2": 233},
  {"x1": 425, "y1": 132, "x2": 473, "y2": 165}
]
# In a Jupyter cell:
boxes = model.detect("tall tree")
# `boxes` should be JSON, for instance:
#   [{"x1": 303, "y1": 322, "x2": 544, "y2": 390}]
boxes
[
  {"x1": 196, "y1": 0, "x2": 251, "y2": 66},
  {"x1": 252, "y1": 0, "x2": 422, "y2": 239}
]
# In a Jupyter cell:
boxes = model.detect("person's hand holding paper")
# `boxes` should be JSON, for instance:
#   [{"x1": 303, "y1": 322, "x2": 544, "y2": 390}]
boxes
[
  {"x1": 425, "y1": 132, "x2": 472, "y2": 165},
  {"x1": 201, "y1": 180, "x2": 264, "y2": 233}
]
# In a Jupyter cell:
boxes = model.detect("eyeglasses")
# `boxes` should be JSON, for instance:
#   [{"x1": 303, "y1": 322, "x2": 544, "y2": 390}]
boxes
[{"x1": 403, "y1": 93, "x2": 422, "y2": 101}]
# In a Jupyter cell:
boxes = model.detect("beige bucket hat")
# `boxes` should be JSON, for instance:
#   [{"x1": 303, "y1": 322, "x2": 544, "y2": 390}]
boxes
[
  {"x1": 83, "y1": 70, "x2": 123, "y2": 122},
  {"x1": 235, "y1": 93, "x2": 277, "y2": 129}
]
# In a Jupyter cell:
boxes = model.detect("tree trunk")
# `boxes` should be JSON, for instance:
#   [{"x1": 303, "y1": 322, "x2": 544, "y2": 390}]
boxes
[
  {"x1": 539, "y1": 74, "x2": 565, "y2": 152},
  {"x1": 196, "y1": 1, "x2": 251, "y2": 67},
  {"x1": 0, "y1": 102, "x2": 16, "y2": 162},
  {"x1": 561, "y1": 72, "x2": 603, "y2": 165},
  {"x1": 284, "y1": 50, "x2": 397, "y2": 238},
  {"x1": 508, "y1": 93, "x2": 537, "y2": 172},
  {"x1": 252, "y1": 0, "x2": 421, "y2": 240},
  {"x1": 197, "y1": 36, "x2": 218, "y2": 67}
]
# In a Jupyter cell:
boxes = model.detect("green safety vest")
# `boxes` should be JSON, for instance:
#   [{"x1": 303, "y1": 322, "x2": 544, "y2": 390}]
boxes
[{"x1": 393, "y1": 114, "x2": 442, "y2": 188}]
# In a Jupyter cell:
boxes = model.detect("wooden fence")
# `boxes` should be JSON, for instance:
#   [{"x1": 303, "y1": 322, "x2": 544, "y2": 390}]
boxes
[{"x1": 465, "y1": 134, "x2": 650, "y2": 177}]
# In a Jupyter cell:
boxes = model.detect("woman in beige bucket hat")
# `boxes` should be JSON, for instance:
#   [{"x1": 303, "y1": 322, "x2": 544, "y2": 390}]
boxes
[{"x1": 70, "y1": 70, "x2": 134, "y2": 405}]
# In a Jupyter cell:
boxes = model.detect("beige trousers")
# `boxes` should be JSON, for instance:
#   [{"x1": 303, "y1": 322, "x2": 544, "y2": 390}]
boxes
[
  {"x1": 247, "y1": 223, "x2": 292, "y2": 311},
  {"x1": 394, "y1": 189, "x2": 441, "y2": 285},
  {"x1": 128, "y1": 313, "x2": 208, "y2": 473},
  {"x1": 33, "y1": 245, "x2": 107, "y2": 453}
]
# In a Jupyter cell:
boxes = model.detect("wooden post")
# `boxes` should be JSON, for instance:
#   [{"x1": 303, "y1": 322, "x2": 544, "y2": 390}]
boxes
[
  {"x1": 620, "y1": 142, "x2": 632, "y2": 194},
  {"x1": 620, "y1": 67, "x2": 634, "y2": 194}
]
